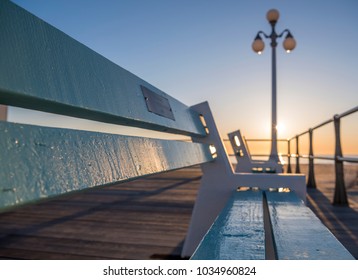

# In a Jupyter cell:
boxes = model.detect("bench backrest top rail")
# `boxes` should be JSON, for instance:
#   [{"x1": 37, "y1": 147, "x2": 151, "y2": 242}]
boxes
[{"x1": 0, "y1": 0, "x2": 206, "y2": 137}]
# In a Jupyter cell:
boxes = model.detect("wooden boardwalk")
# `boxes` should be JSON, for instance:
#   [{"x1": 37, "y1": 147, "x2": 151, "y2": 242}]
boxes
[
  {"x1": 292, "y1": 163, "x2": 358, "y2": 259},
  {"x1": 0, "y1": 165, "x2": 357, "y2": 259},
  {"x1": 0, "y1": 168, "x2": 201, "y2": 259}
]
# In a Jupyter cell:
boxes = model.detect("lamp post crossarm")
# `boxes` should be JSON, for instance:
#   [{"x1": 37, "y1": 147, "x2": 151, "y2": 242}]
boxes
[
  {"x1": 277, "y1": 29, "x2": 292, "y2": 38},
  {"x1": 256, "y1": 31, "x2": 270, "y2": 39}
]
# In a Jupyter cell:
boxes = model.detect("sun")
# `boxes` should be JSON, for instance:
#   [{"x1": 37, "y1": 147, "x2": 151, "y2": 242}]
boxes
[{"x1": 276, "y1": 122, "x2": 285, "y2": 133}]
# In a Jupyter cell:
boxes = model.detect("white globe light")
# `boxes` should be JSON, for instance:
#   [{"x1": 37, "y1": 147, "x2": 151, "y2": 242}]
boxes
[
  {"x1": 283, "y1": 37, "x2": 296, "y2": 53},
  {"x1": 252, "y1": 39, "x2": 265, "y2": 54},
  {"x1": 266, "y1": 9, "x2": 280, "y2": 23}
]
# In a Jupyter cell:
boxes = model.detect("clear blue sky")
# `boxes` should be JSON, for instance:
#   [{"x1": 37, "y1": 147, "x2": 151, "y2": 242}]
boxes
[{"x1": 9, "y1": 0, "x2": 358, "y2": 154}]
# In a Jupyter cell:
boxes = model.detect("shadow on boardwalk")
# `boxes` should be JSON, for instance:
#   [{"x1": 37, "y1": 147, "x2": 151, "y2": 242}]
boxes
[
  {"x1": 307, "y1": 188, "x2": 358, "y2": 259},
  {"x1": 291, "y1": 163, "x2": 358, "y2": 259},
  {"x1": 0, "y1": 168, "x2": 202, "y2": 259}
]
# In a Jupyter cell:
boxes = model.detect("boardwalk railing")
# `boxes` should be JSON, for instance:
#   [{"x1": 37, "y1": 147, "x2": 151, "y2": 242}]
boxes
[
  {"x1": 288, "y1": 106, "x2": 358, "y2": 206},
  {"x1": 225, "y1": 105, "x2": 358, "y2": 206}
]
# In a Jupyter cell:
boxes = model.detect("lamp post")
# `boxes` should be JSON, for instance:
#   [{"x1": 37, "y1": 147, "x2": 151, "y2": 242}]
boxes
[{"x1": 252, "y1": 9, "x2": 296, "y2": 163}]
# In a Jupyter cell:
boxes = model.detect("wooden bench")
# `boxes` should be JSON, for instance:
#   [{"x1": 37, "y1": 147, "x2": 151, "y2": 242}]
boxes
[
  {"x1": 228, "y1": 129, "x2": 283, "y2": 173},
  {"x1": 0, "y1": 0, "x2": 210, "y2": 218},
  {"x1": 0, "y1": 1, "x2": 354, "y2": 260}
]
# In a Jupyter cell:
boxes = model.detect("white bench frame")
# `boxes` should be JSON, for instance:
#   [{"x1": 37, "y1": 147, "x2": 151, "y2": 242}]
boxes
[{"x1": 182, "y1": 102, "x2": 306, "y2": 257}]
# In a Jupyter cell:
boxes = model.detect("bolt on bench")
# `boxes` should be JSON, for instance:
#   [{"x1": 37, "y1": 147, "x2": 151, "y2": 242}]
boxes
[{"x1": 0, "y1": 0, "x2": 354, "y2": 260}]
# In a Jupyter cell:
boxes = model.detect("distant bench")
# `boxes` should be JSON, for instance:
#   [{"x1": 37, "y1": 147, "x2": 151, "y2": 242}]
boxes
[
  {"x1": 228, "y1": 130, "x2": 283, "y2": 173},
  {"x1": 0, "y1": 0, "x2": 354, "y2": 260}
]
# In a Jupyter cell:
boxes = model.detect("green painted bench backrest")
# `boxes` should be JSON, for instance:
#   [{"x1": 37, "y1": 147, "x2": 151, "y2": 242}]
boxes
[
  {"x1": 0, "y1": 0, "x2": 205, "y2": 136},
  {"x1": 0, "y1": 0, "x2": 213, "y2": 211}
]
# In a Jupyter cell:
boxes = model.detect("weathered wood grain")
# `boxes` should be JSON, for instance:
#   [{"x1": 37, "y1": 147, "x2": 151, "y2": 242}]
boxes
[
  {"x1": 0, "y1": 168, "x2": 201, "y2": 259},
  {"x1": 0, "y1": 122, "x2": 212, "y2": 210},
  {"x1": 265, "y1": 191, "x2": 355, "y2": 260},
  {"x1": 191, "y1": 190, "x2": 265, "y2": 260},
  {"x1": 0, "y1": 167, "x2": 357, "y2": 259}
]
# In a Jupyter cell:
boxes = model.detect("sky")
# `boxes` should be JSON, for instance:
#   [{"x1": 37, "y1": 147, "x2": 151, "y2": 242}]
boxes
[{"x1": 8, "y1": 0, "x2": 358, "y2": 156}]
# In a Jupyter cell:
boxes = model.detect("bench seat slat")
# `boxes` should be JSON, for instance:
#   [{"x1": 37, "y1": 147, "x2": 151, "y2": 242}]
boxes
[
  {"x1": 191, "y1": 190, "x2": 265, "y2": 260},
  {"x1": 0, "y1": 0, "x2": 205, "y2": 137},
  {"x1": 265, "y1": 191, "x2": 355, "y2": 260},
  {"x1": 0, "y1": 121, "x2": 213, "y2": 211}
]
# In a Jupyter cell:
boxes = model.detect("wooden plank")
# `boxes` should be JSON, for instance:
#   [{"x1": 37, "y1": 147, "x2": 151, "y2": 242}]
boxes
[
  {"x1": 0, "y1": 235, "x2": 179, "y2": 260},
  {"x1": 265, "y1": 191, "x2": 355, "y2": 260},
  {"x1": 0, "y1": 1, "x2": 206, "y2": 136},
  {"x1": 0, "y1": 168, "x2": 201, "y2": 259},
  {"x1": 0, "y1": 122, "x2": 212, "y2": 210},
  {"x1": 191, "y1": 190, "x2": 265, "y2": 260}
]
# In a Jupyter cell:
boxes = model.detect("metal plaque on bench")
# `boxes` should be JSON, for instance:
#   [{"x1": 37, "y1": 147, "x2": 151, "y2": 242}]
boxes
[{"x1": 141, "y1": 86, "x2": 175, "y2": 120}]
